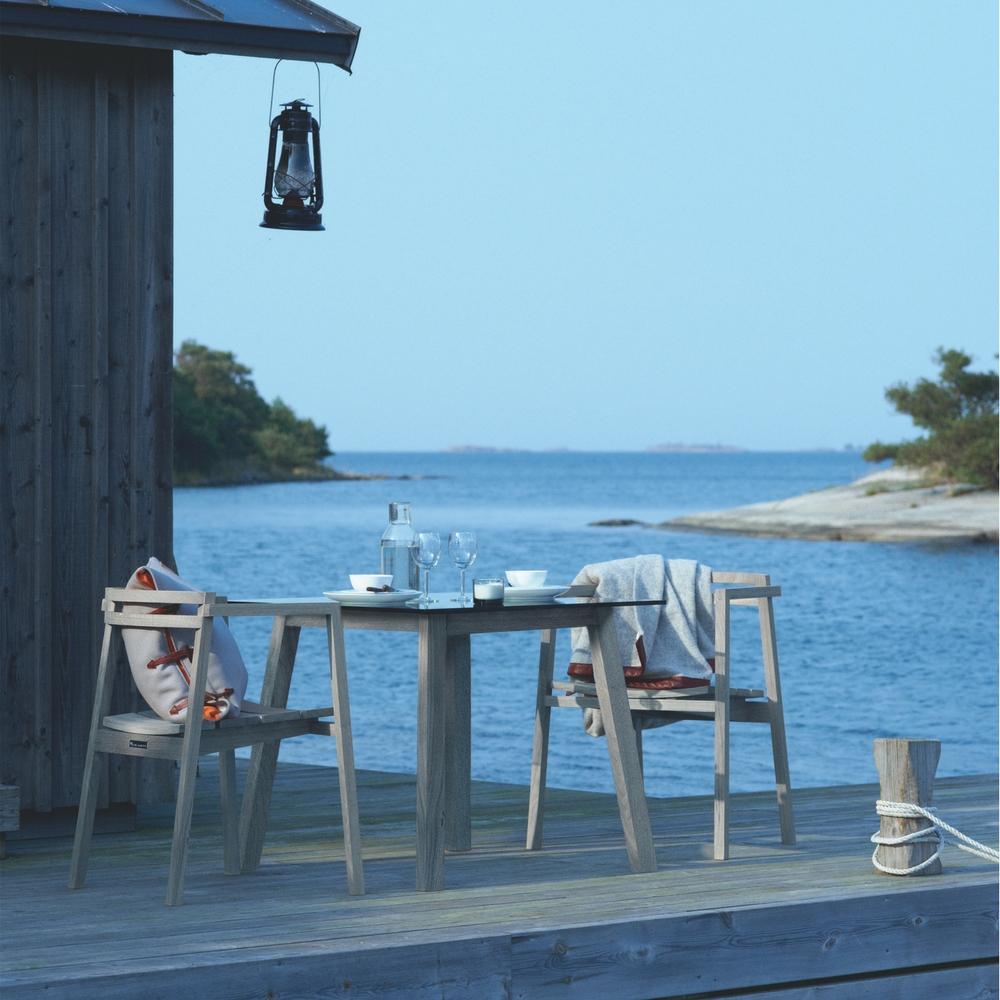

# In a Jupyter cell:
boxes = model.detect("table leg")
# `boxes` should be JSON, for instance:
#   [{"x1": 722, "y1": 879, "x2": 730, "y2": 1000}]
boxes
[
  {"x1": 589, "y1": 607, "x2": 657, "y2": 874},
  {"x1": 416, "y1": 615, "x2": 448, "y2": 891},
  {"x1": 238, "y1": 615, "x2": 300, "y2": 873},
  {"x1": 444, "y1": 633, "x2": 472, "y2": 853},
  {"x1": 327, "y1": 606, "x2": 365, "y2": 896}
]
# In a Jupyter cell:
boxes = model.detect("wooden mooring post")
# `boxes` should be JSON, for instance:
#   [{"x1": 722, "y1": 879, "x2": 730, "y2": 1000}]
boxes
[{"x1": 873, "y1": 737, "x2": 942, "y2": 876}]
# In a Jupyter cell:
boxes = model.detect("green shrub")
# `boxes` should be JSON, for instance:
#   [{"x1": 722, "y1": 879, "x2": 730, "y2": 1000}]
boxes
[
  {"x1": 863, "y1": 348, "x2": 998, "y2": 488},
  {"x1": 173, "y1": 340, "x2": 333, "y2": 485}
]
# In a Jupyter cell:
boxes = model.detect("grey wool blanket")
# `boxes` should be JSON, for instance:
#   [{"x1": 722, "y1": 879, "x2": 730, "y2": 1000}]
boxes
[{"x1": 569, "y1": 555, "x2": 715, "y2": 736}]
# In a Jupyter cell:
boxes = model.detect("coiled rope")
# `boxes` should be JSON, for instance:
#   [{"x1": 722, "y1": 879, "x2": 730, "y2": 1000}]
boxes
[{"x1": 871, "y1": 800, "x2": 1000, "y2": 875}]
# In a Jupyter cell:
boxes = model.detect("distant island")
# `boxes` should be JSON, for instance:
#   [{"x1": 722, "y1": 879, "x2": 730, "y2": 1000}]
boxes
[
  {"x1": 645, "y1": 443, "x2": 746, "y2": 453},
  {"x1": 446, "y1": 445, "x2": 571, "y2": 453},
  {"x1": 447, "y1": 445, "x2": 523, "y2": 454},
  {"x1": 446, "y1": 444, "x2": 753, "y2": 454}
]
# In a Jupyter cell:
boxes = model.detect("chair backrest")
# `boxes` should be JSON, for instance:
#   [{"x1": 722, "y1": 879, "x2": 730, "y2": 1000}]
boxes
[
  {"x1": 565, "y1": 567, "x2": 780, "y2": 685},
  {"x1": 711, "y1": 571, "x2": 770, "y2": 586},
  {"x1": 564, "y1": 570, "x2": 772, "y2": 596},
  {"x1": 105, "y1": 583, "x2": 249, "y2": 726},
  {"x1": 104, "y1": 586, "x2": 212, "y2": 622}
]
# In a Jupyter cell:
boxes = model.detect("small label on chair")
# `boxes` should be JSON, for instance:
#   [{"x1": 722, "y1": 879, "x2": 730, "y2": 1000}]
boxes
[{"x1": 128, "y1": 739, "x2": 148, "y2": 749}]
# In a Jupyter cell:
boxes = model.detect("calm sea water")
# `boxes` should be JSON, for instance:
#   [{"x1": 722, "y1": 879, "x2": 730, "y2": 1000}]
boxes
[{"x1": 174, "y1": 451, "x2": 998, "y2": 797}]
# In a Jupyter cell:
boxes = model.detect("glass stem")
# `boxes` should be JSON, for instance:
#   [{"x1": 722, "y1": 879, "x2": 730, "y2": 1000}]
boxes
[
  {"x1": 423, "y1": 567, "x2": 430, "y2": 606},
  {"x1": 459, "y1": 568, "x2": 467, "y2": 604}
]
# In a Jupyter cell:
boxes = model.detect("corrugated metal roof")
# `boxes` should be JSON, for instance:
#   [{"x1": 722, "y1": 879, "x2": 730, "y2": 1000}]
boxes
[{"x1": 0, "y1": 0, "x2": 360, "y2": 70}]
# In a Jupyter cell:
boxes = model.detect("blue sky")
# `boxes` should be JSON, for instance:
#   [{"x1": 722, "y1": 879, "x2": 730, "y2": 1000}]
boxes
[{"x1": 174, "y1": 1, "x2": 997, "y2": 451}]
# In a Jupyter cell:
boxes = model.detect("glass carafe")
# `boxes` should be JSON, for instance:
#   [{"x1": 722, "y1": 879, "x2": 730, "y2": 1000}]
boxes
[{"x1": 379, "y1": 501, "x2": 419, "y2": 590}]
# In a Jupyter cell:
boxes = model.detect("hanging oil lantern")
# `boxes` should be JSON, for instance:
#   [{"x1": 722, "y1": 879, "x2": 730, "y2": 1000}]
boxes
[{"x1": 261, "y1": 98, "x2": 324, "y2": 231}]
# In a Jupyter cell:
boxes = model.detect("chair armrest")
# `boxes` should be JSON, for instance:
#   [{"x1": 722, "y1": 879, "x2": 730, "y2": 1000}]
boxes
[
  {"x1": 719, "y1": 584, "x2": 781, "y2": 604},
  {"x1": 712, "y1": 571, "x2": 769, "y2": 585}
]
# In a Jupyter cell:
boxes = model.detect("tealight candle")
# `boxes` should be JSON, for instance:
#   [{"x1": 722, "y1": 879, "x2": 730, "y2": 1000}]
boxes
[{"x1": 472, "y1": 577, "x2": 504, "y2": 608}]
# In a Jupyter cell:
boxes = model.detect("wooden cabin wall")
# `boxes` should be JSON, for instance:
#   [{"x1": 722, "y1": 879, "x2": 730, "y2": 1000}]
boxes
[{"x1": 1, "y1": 38, "x2": 174, "y2": 812}]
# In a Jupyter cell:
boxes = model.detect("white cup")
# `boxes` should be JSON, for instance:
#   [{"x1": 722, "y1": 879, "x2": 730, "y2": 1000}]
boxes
[
  {"x1": 473, "y1": 578, "x2": 504, "y2": 607},
  {"x1": 349, "y1": 573, "x2": 393, "y2": 592}
]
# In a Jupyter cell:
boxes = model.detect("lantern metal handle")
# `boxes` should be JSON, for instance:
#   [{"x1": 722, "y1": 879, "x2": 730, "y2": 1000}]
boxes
[{"x1": 268, "y1": 59, "x2": 322, "y2": 128}]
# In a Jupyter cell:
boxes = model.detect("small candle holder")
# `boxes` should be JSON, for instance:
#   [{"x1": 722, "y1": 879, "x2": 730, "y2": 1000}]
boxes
[{"x1": 472, "y1": 577, "x2": 504, "y2": 609}]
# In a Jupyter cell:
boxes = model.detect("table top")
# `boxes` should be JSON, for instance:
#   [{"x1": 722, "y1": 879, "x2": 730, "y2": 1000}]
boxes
[
  {"x1": 364, "y1": 597, "x2": 670, "y2": 615},
  {"x1": 224, "y1": 595, "x2": 667, "y2": 615}
]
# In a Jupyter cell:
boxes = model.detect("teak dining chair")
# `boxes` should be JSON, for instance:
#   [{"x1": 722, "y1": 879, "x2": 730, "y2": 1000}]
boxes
[
  {"x1": 69, "y1": 590, "x2": 364, "y2": 906},
  {"x1": 527, "y1": 572, "x2": 795, "y2": 860}
]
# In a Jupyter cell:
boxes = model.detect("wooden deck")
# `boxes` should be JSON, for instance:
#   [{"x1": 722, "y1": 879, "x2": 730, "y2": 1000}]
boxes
[{"x1": 1, "y1": 764, "x2": 996, "y2": 999}]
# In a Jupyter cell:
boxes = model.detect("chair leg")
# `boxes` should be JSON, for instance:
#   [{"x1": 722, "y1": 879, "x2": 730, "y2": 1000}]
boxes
[
  {"x1": 713, "y1": 590, "x2": 731, "y2": 861},
  {"x1": 165, "y1": 613, "x2": 214, "y2": 907},
  {"x1": 759, "y1": 596, "x2": 795, "y2": 846},
  {"x1": 632, "y1": 715, "x2": 645, "y2": 781},
  {"x1": 327, "y1": 606, "x2": 365, "y2": 896},
  {"x1": 70, "y1": 622, "x2": 116, "y2": 889},
  {"x1": 526, "y1": 628, "x2": 557, "y2": 850},
  {"x1": 219, "y1": 750, "x2": 240, "y2": 876}
]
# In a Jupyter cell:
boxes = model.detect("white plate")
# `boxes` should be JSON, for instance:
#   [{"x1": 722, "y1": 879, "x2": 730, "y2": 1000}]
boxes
[
  {"x1": 503, "y1": 584, "x2": 570, "y2": 604},
  {"x1": 323, "y1": 588, "x2": 420, "y2": 607}
]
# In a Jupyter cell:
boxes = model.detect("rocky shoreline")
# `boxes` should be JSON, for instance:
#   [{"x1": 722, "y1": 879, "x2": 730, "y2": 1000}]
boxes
[
  {"x1": 175, "y1": 467, "x2": 432, "y2": 488},
  {"x1": 593, "y1": 468, "x2": 998, "y2": 543}
]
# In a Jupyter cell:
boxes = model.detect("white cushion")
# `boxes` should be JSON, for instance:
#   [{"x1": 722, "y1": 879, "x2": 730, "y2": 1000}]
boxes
[{"x1": 120, "y1": 557, "x2": 248, "y2": 724}]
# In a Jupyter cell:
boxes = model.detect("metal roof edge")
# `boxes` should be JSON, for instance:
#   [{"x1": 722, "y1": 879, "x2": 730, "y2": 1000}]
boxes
[
  {"x1": 0, "y1": 5, "x2": 359, "y2": 71},
  {"x1": 282, "y1": 0, "x2": 360, "y2": 38}
]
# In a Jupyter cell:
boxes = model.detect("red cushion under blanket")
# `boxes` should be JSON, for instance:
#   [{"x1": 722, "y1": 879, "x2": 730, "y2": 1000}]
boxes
[
  {"x1": 568, "y1": 632, "x2": 715, "y2": 690},
  {"x1": 622, "y1": 674, "x2": 712, "y2": 691},
  {"x1": 567, "y1": 664, "x2": 712, "y2": 691},
  {"x1": 568, "y1": 662, "x2": 644, "y2": 681}
]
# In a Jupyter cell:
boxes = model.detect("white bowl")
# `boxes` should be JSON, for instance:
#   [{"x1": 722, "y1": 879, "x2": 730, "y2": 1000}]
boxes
[
  {"x1": 505, "y1": 570, "x2": 548, "y2": 589},
  {"x1": 349, "y1": 573, "x2": 393, "y2": 592}
]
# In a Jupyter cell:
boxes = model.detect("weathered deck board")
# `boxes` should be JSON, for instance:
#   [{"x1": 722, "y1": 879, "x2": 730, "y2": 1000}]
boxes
[{"x1": 1, "y1": 766, "x2": 996, "y2": 999}]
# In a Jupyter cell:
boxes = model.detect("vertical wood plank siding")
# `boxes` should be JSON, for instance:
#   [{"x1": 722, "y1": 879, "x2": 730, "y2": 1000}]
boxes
[{"x1": 1, "y1": 38, "x2": 174, "y2": 812}]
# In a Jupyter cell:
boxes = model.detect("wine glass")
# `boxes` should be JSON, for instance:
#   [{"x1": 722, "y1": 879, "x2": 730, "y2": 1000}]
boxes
[
  {"x1": 448, "y1": 531, "x2": 478, "y2": 605},
  {"x1": 411, "y1": 532, "x2": 442, "y2": 607}
]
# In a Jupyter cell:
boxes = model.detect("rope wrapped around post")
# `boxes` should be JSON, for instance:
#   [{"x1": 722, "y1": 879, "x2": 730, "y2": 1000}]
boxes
[
  {"x1": 872, "y1": 737, "x2": 943, "y2": 875},
  {"x1": 871, "y1": 800, "x2": 1000, "y2": 875}
]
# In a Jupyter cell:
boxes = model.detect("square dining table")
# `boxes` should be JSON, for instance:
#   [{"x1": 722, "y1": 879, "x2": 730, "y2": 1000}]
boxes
[{"x1": 238, "y1": 593, "x2": 664, "y2": 891}]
